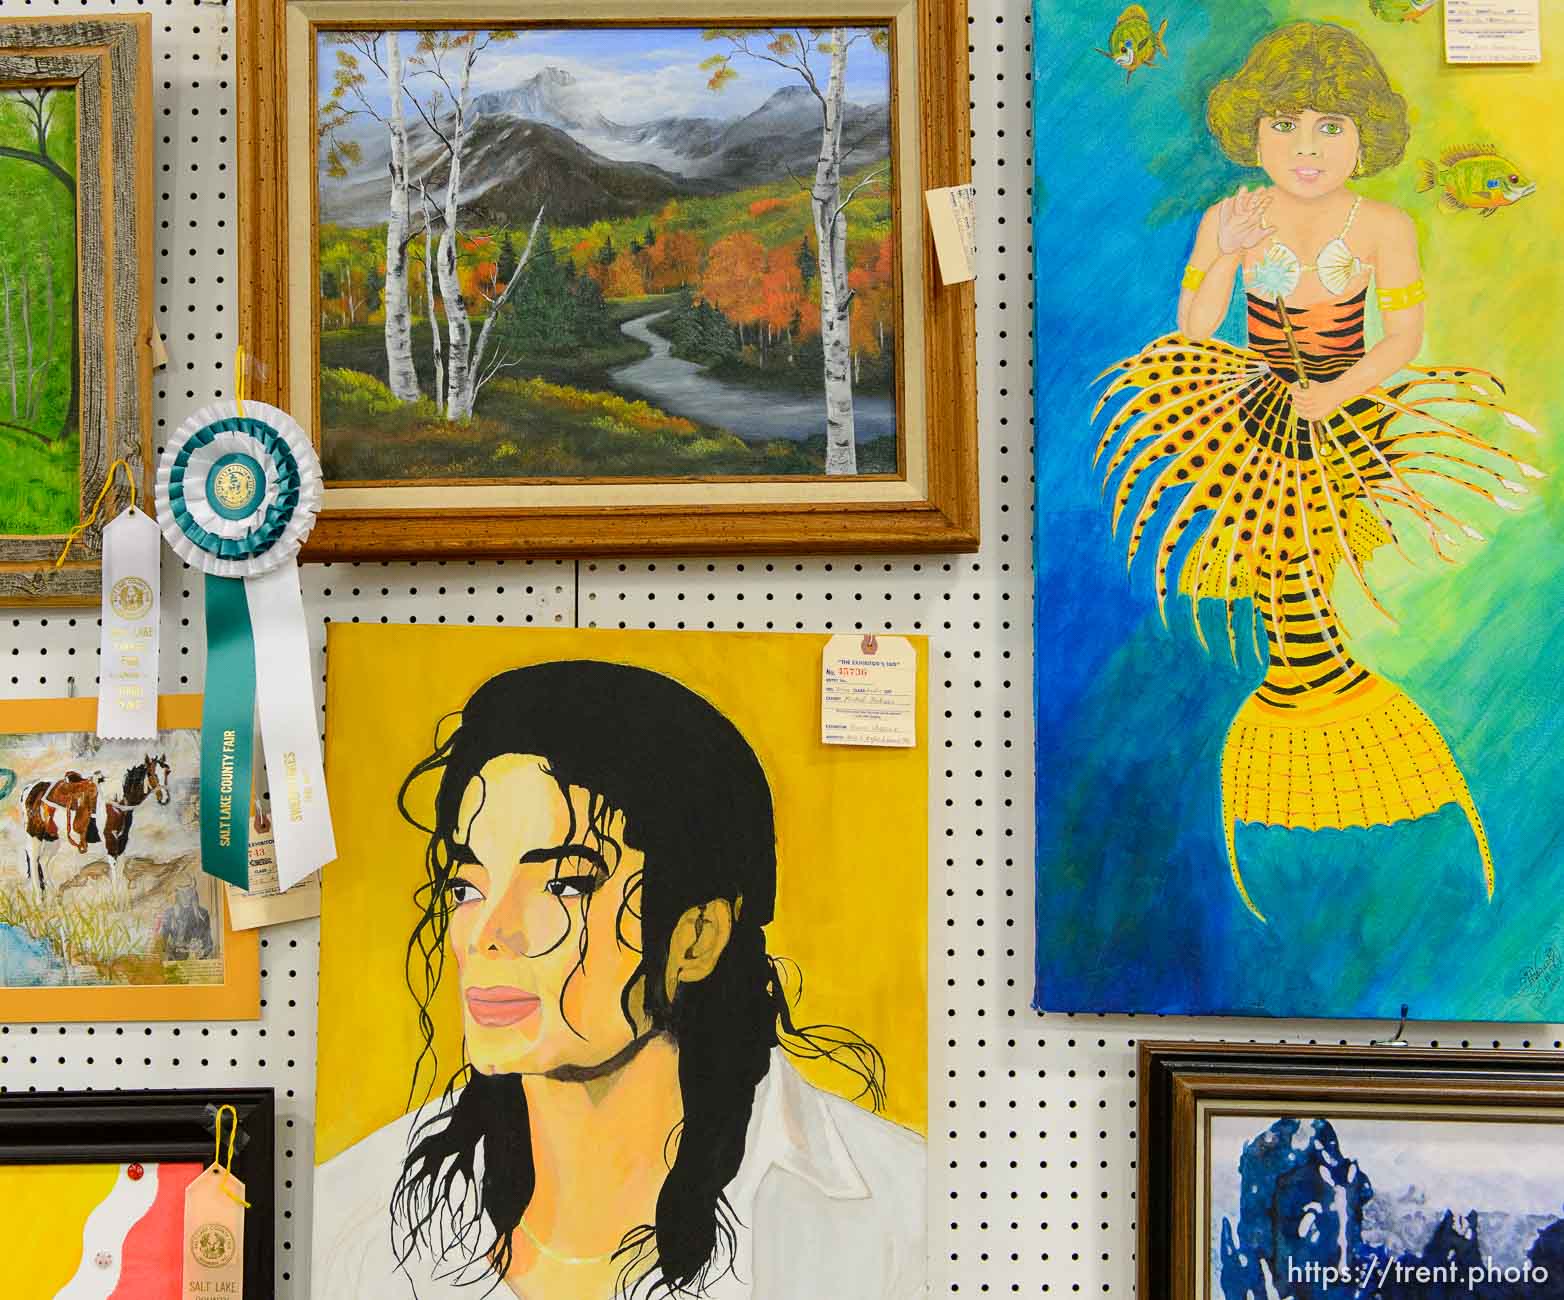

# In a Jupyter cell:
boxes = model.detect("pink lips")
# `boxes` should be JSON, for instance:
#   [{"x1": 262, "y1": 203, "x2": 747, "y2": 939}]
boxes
[
  {"x1": 1294, "y1": 168, "x2": 1323, "y2": 183},
  {"x1": 465, "y1": 986, "x2": 542, "y2": 1027}
]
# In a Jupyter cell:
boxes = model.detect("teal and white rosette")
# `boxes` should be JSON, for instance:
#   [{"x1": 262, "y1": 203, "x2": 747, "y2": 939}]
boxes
[{"x1": 156, "y1": 399, "x2": 335, "y2": 890}]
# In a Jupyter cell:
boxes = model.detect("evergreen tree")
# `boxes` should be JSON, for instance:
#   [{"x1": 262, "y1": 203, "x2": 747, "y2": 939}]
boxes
[
  {"x1": 365, "y1": 265, "x2": 385, "y2": 314},
  {"x1": 496, "y1": 231, "x2": 519, "y2": 285},
  {"x1": 597, "y1": 234, "x2": 615, "y2": 266},
  {"x1": 644, "y1": 224, "x2": 656, "y2": 247},
  {"x1": 796, "y1": 235, "x2": 818, "y2": 287}
]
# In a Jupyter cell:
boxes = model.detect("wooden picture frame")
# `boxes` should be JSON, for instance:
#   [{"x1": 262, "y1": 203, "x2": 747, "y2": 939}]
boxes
[
  {"x1": 0, "y1": 694, "x2": 260, "y2": 1023},
  {"x1": 235, "y1": 0, "x2": 976, "y2": 558},
  {"x1": 0, "y1": 17, "x2": 153, "y2": 606},
  {"x1": 1140, "y1": 1040, "x2": 1564, "y2": 1300},
  {"x1": 0, "y1": 1087, "x2": 274, "y2": 1297}
]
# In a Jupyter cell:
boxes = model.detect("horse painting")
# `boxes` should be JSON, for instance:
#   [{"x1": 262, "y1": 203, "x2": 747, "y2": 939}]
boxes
[
  {"x1": 100, "y1": 753, "x2": 171, "y2": 891},
  {"x1": 20, "y1": 770, "x2": 104, "y2": 894},
  {"x1": 17, "y1": 754, "x2": 171, "y2": 894}
]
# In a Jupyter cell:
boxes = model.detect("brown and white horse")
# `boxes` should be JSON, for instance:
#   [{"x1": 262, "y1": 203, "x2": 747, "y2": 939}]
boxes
[
  {"x1": 100, "y1": 753, "x2": 172, "y2": 892},
  {"x1": 19, "y1": 754, "x2": 171, "y2": 895},
  {"x1": 21, "y1": 770, "x2": 105, "y2": 894}
]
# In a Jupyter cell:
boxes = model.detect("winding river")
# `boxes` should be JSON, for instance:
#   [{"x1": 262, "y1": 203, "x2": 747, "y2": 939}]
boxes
[{"x1": 609, "y1": 311, "x2": 895, "y2": 443}]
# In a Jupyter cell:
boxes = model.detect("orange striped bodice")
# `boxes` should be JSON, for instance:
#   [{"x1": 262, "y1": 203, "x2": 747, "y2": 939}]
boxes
[{"x1": 1245, "y1": 289, "x2": 1367, "y2": 386}]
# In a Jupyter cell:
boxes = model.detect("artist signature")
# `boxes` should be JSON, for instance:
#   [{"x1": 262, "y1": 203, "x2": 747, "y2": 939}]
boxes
[{"x1": 1519, "y1": 944, "x2": 1562, "y2": 997}]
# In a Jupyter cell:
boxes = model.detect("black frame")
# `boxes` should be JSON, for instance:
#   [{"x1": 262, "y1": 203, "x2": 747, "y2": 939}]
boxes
[
  {"x1": 1139, "y1": 1041, "x2": 1564, "y2": 1300},
  {"x1": 0, "y1": 1086, "x2": 274, "y2": 1295}
]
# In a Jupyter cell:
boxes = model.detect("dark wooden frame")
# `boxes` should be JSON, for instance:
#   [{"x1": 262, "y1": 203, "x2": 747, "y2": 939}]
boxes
[
  {"x1": 0, "y1": 1086, "x2": 275, "y2": 1295},
  {"x1": 0, "y1": 17, "x2": 153, "y2": 605},
  {"x1": 1139, "y1": 1040, "x2": 1564, "y2": 1300},
  {"x1": 235, "y1": 0, "x2": 976, "y2": 559}
]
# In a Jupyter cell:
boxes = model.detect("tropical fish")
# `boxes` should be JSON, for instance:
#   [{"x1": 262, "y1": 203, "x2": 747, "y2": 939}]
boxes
[
  {"x1": 1417, "y1": 145, "x2": 1536, "y2": 216},
  {"x1": 1095, "y1": 5, "x2": 1169, "y2": 83},
  {"x1": 1370, "y1": 0, "x2": 1438, "y2": 22}
]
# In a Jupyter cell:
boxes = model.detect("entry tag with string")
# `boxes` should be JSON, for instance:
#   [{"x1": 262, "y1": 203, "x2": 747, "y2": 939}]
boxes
[
  {"x1": 98, "y1": 506, "x2": 162, "y2": 739},
  {"x1": 822, "y1": 634, "x2": 918, "y2": 747},
  {"x1": 182, "y1": 1104, "x2": 248, "y2": 1297}
]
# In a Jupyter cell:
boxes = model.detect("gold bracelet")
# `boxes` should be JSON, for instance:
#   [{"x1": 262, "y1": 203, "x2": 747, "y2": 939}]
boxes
[
  {"x1": 1182, "y1": 264, "x2": 1207, "y2": 292},
  {"x1": 1377, "y1": 280, "x2": 1426, "y2": 312}
]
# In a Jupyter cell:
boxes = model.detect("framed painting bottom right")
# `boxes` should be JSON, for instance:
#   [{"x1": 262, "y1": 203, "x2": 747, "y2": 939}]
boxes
[{"x1": 1140, "y1": 1041, "x2": 1564, "y2": 1300}]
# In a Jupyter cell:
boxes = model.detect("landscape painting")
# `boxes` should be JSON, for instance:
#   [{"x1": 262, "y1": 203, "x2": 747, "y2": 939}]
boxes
[
  {"x1": 1032, "y1": 1, "x2": 1563, "y2": 1020},
  {"x1": 0, "y1": 696, "x2": 258, "y2": 1021},
  {"x1": 314, "y1": 25, "x2": 898, "y2": 483},
  {"x1": 1209, "y1": 1113, "x2": 1564, "y2": 1299},
  {"x1": 0, "y1": 86, "x2": 79, "y2": 535}
]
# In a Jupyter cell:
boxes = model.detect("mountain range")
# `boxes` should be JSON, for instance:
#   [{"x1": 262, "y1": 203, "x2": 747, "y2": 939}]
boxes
[{"x1": 319, "y1": 67, "x2": 890, "y2": 228}]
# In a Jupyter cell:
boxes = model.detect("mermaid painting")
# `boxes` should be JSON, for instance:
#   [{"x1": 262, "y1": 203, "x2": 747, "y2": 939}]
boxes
[{"x1": 1092, "y1": 21, "x2": 1542, "y2": 921}]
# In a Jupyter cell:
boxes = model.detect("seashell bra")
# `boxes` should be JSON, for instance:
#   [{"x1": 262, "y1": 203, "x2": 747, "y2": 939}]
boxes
[{"x1": 1246, "y1": 195, "x2": 1367, "y2": 300}]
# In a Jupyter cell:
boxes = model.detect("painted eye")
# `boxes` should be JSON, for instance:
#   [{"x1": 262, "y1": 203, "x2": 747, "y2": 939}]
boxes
[
  {"x1": 1271, "y1": 120, "x2": 1297, "y2": 133},
  {"x1": 1320, "y1": 121, "x2": 1343, "y2": 136},
  {"x1": 446, "y1": 878, "x2": 485, "y2": 905},
  {"x1": 545, "y1": 874, "x2": 602, "y2": 900},
  {"x1": 1509, "y1": 174, "x2": 1521, "y2": 183}
]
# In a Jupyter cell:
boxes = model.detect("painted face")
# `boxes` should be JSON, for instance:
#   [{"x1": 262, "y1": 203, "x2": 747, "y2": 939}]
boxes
[
  {"x1": 1256, "y1": 109, "x2": 1361, "y2": 199},
  {"x1": 447, "y1": 754, "x2": 646, "y2": 1077}
]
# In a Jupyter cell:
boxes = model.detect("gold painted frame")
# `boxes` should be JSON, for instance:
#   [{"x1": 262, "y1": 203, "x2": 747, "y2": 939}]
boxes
[
  {"x1": 0, "y1": 695, "x2": 260, "y2": 1023},
  {"x1": 236, "y1": 0, "x2": 976, "y2": 558},
  {"x1": 0, "y1": 18, "x2": 153, "y2": 606}
]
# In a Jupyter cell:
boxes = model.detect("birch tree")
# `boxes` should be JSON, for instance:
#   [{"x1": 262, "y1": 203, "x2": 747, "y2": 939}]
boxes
[
  {"x1": 702, "y1": 28, "x2": 889, "y2": 475},
  {"x1": 319, "y1": 35, "x2": 420, "y2": 401},
  {"x1": 405, "y1": 31, "x2": 515, "y2": 421}
]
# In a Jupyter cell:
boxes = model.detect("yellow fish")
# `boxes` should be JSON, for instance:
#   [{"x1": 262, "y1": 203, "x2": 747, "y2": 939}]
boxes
[
  {"x1": 1096, "y1": 5, "x2": 1169, "y2": 84},
  {"x1": 1417, "y1": 145, "x2": 1536, "y2": 216}
]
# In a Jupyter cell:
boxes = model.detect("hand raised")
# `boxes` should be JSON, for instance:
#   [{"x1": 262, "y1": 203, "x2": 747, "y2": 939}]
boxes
[{"x1": 1217, "y1": 188, "x2": 1275, "y2": 256}]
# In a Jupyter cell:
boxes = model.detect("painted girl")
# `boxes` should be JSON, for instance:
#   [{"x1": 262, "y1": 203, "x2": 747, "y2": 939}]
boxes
[
  {"x1": 1092, "y1": 21, "x2": 1541, "y2": 920},
  {"x1": 312, "y1": 660, "x2": 925, "y2": 1299}
]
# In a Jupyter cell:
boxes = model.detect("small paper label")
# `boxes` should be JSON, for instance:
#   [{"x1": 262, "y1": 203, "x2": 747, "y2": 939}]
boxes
[
  {"x1": 181, "y1": 1166, "x2": 244, "y2": 1298},
  {"x1": 97, "y1": 508, "x2": 162, "y2": 740},
  {"x1": 822, "y1": 634, "x2": 917, "y2": 748},
  {"x1": 924, "y1": 184, "x2": 977, "y2": 285},
  {"x1": 1446, "y1": 0, "x2": 1541, "y2": 63},
  {"x1": 225, "y1": 827, "x2": 322, "y2": 931},
  {"x1": 151, "y1": 328, "x2": 170, "y2": 370}
]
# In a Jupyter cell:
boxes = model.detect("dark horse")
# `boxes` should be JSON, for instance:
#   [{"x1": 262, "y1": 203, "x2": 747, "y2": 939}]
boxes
[{"x1": 20, "y1": 754, "x2": 170, "y2": 894}]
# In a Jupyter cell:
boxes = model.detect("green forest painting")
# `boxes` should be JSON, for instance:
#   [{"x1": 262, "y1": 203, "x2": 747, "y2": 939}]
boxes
[
  {"x1": 316, "y1": 27, "x2": 896, "y2": 482},
  {"x1": 0, "y1": 87, "x2": 79, "y2": 534}
]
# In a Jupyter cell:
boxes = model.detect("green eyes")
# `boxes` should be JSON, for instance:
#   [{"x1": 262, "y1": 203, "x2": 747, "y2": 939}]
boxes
[{"x1": 1269, "y1": 118, "x2": 1347, "y2": 136}]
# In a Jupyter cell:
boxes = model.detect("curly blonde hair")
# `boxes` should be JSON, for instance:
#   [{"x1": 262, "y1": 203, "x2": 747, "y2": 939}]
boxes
[{"x1": 1206, "y1": 21, "x2": 1409, "y2": 177}]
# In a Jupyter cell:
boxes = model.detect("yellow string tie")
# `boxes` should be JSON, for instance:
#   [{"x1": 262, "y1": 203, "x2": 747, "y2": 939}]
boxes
[
  {"x1": 212, "y1": 1102, "x2": 252, "y2": 1208},
  {"x1": 53, "y1": 458, "x2": 137, "y2": 569},
  {"x1": 234, "y1": 344, "x2": 247, "y2": 417}
]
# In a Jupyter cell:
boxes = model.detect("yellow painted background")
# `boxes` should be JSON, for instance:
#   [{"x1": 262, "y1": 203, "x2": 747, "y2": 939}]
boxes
[
  {"x1": 0, "y1": 1163, "x2": 118, "y2": 1293},
  {"x1": 316, "y1": 624, "x2": 928, "y2": 1165}
]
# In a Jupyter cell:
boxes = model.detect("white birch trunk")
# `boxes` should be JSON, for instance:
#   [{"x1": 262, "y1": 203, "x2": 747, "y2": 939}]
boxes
[
  {"x1": 382, "y1": 35, "x2": 419, "y2": 402},
  {"x1": 420, "y1": 194, "x2": 445, "y2": 411},
  {"x1": 1, "y1": 264, "x2": 15, "y2": 419},
  {"x1": 810, "y1": 30, "x2": 856, "y2": 475},
  {"x1": 437, "y1": 52, "x2": 477, "y2": 421},
  {"x1": 20, "y1": 273, "x2": 34, "y2": 422},
  {"x1": 462, "y1": 206, "x2": 545, "y2": 415}
]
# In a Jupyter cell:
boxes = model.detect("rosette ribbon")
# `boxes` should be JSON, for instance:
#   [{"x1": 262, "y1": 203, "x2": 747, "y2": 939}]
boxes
[{"x1": 155, "y1": 399, "x2": 335, "y2": 889}]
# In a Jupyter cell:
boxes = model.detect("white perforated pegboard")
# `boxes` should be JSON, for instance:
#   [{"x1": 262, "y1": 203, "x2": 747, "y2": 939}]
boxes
[{"x1": 3, "y1": 3, "x2": 1560, "y2": 1297}]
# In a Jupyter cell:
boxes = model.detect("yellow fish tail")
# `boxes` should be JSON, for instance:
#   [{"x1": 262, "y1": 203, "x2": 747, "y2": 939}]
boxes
[
  {"x1": 1155, "y1": 18, "x2": 1169, "y2": 59},
  {"x1": 1416, "y1": 159, "x2": 1439, "y2": 193}
]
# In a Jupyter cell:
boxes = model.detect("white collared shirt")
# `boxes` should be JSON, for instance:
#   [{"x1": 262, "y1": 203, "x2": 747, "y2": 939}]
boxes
[{"x1": 312, "y1": 1050, "x2": 927, "y2": 1299}]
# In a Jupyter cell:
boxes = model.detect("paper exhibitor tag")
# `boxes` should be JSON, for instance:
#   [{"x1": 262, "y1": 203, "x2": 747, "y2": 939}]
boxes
[
  {"x1": 1446, "y1": 0, "x2": 1541, "y2": 63},
  {"x1": 181, "y1": 1166, "x2": 245, "y2": 1298},
  {"x1": 822, "y1": 634, "x2": 917, "y2": 748},
  {"x1": 97, "y1": 507, "x2": 162, "y2": 739},
  {"x1": 225, "y1": 826, "x2": 322, "y2": 931},
  {"x1": 924, "y1": 184, "x2": 977, "y2": 285}
]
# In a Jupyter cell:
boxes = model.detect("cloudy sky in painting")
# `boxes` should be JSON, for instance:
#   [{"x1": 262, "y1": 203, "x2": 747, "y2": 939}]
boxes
[{"x1": 316, "y1": 26, "x2": 892, "y2": 124}]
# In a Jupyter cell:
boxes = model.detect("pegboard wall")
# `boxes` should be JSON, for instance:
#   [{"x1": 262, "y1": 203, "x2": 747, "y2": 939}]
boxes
[{"x1": 3, "y1": 3, "x2": 1561, "y2": 1297}]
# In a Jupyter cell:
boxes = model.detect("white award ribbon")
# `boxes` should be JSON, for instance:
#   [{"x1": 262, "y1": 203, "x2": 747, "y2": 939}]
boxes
[
  {"x1": 97, "y1": 507, "x2": 163, "y2": 739},
  {"x1": 245, "y1": 560, "x2": 334, "y2": 889}
]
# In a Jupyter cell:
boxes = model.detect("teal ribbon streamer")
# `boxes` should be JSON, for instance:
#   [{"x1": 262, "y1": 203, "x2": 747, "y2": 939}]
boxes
[{"x1": 201, "y1": 573, "x2": 255, "y2": 887}]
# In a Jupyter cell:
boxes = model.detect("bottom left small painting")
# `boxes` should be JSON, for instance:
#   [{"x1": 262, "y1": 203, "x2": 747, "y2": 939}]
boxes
[
  {"x1": 0, "y1": 1162, "x2": 205, "y2": 1297},
  {"x1": 0, "y1": 695, "x2": 258, "y2": 1022}
]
